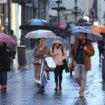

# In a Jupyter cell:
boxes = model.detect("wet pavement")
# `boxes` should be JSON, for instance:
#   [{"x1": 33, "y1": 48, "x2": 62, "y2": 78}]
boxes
[{"x1": 0, "y1": 42, "x2": 105, "y2": 105}]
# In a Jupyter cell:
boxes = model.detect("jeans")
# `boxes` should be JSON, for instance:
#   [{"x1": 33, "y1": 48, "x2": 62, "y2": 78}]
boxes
[
  {"x1": 54, "y1": 65, "x2": 64, "y2": 87},
  {"x1": 74, "y1": 64, "x2": 87, "y2": 92},
  {"x1": 0, "y1": 71, "x2": 7, "y2": 86}
]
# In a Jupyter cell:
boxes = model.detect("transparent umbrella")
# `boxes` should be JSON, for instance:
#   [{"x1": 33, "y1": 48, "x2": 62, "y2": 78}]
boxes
[
  {"x1": 25, "y1": 29, "x2": 57, "y2": 39},
  {"x1": 45, "y1": 36, "x2": 69, "y2": 49},
  {"x1": 71, "y1": 28, "x2": 103, "y2": 41}
]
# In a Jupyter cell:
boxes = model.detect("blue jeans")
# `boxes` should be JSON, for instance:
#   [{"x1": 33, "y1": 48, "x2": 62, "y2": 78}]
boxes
[{"x1": 0, "y1": 71, "x2": 7, "y2": 86}]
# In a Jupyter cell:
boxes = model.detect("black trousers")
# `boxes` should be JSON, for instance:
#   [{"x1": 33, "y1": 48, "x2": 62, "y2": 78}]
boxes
[{"x1": 54, "y1": 65, "x2": 64, "y2": 87}]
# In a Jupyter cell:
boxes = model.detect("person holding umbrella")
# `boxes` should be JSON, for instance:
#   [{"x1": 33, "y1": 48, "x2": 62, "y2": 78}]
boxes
[
  {"x1": 0, "y1": 42, "x2": 11, "y2": 92},
  {"x1": 33, "y1": 38, "x2": 50, "y2": 93},
  {"x1": 50, "y1": 39, "x2": 67, "y2": 91},
  {"x1": 71, "y1": 32, "x2": 95, "y2": 97}
]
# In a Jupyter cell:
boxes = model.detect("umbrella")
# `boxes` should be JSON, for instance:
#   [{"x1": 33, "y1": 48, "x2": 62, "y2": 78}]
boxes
[
  {"x1": 91, "y1": 25, "x2": 105, "y2": 34},
  {"x1": 82, "y1": 21, "x2": 92, "y2": 26},
  {"x1": 25, "y1": 30, "x2": 68, "y2": 49},
  {"x1": 71, "y1": 28, "x2": 103, "y2": 41},
  {"x1": 25, "y1": 29, "x2": 57, "y2": 38},
  {"x1": 24, "y1": 19, "x2": 50, "y2": 26},
  {"x1": 59, "y1": 24, "x2": 66, "y2": 30},
  {"x1": 20, "y1": 19, "x2": 53, "y2": 31},
  {"x1": 45, "y1": 36, "x2": 69, "y2": 49},
  {"x1": 0, "y1": 33, "x2": 17, "y2": 45}
]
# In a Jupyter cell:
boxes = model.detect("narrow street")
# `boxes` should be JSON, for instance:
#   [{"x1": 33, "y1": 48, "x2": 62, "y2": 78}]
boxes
[{"x1": 0, "y1": 42, "x2": 105, "y2": 105}]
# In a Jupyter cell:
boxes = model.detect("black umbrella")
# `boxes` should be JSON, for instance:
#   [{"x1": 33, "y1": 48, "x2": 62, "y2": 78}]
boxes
[
  {"x1": 19, "y1": 19, "x2": 54, "y2": 31},
  {"x1": 24, "y1": 19, "x2": 49, "y2": 26},
  {"x1": 82, "y1": 22, "x2": 92, "y2": 26}
]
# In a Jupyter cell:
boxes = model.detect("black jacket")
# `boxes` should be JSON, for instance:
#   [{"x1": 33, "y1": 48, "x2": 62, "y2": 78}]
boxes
[{"x1": 0, "y1": 45, "x2": 11, "y2": 72}]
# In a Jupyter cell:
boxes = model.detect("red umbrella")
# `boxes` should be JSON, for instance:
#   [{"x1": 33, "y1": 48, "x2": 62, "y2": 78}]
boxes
[
  {"x1": 0, "y1": 33, "x2": 17, "y2": 45},
  {"x1": 59, "y1": 24, "x2": 66, "y2": 30}
]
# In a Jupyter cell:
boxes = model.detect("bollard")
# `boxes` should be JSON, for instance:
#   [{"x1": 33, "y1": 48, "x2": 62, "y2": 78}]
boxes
[{"x1": 17, "y1": 45, "x2": 26, "y2": 65}]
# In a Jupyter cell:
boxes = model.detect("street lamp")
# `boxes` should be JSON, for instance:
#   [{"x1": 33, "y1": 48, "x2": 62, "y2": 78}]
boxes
[
  {"x1": 71, "y1": 0, "x2": 81, "y2": 25},
  {"x1": 89, "y1": 8, "x2": 95, "y2": 25},
  {"x1": 52, "y1": 0, "x2": 66, "y2": 26},
  {"x1": 74, "y1": 0, "x2": 78, "y2": 24}
]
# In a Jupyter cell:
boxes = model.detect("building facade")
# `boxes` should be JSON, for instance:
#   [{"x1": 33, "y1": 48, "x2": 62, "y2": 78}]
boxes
[
  {"x1": 97, "y1": 0, "x2": 105, "y2": 24},
  {"x1": 49, "y1": 0, "x2": 97, "y2": 25}
]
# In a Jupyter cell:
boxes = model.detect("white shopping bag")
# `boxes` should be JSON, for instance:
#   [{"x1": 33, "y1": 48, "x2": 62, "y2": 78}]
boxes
[{"x1": 45, "y1": 57, "x2": 56, "y2": 69}]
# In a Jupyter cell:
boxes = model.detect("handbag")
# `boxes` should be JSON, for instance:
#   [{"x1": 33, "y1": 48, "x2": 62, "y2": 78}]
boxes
[
  {"x1": 63, "y1": 59, "x2": 69, "y2": 73},
  {"x1": 44, "y1": 57, "x2": 56, "y2": 71}
]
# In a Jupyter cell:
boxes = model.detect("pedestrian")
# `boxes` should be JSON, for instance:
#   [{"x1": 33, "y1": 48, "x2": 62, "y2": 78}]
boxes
[
  {"x1": 69, "y1": 35, "x2": 75, "y2": 76},
  {"x1": 97, "y1": 39, "x2": 104, "y2": 63},
  {"x1": 0, "y1": 43, "x2": 11, "y2": 92},
  {"x1": 71, "y1": 33, "x2": 95, "y2": 97},
  {"x1": 50, "y1": 39, "x2": 67, "y2": 91},
  {"x1": 33, "y1": 38, "x2": 50, "y2": 93},
  {"x1": 8, "y1": 29, "x2": 17, "y2": 62}
]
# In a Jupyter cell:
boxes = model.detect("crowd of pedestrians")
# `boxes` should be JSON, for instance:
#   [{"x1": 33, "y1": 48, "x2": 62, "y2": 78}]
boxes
[
  {"x1": 0, "y1": 27, "x2": 100, "y2": 99},
  {"x1": 32, "y1": 31, "x2": 95, "y2": 98}
]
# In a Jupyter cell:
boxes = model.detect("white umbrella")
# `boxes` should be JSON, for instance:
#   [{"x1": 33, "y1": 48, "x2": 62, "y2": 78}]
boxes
[
  {"x1": 71, "y1": 28, "x2": 103, "y2": 41},
  {"x1": 25, "y1": 29, "x2": 57, "y2": 38}
]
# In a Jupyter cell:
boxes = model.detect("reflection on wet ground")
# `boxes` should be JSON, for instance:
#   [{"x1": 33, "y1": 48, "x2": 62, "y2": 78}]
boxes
[{"x1": 0, "y1": 43, "x2": 105, "y2": 105}]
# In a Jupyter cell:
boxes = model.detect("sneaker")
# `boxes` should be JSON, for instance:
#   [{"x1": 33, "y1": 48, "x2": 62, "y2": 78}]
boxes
[{"x1": 79, "y1": 91, "x2": 84, "y2": 97}]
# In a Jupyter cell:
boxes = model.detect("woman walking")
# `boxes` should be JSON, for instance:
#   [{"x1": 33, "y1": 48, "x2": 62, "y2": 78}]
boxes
[
  {"x1": 33, "y1": 38, "x2": 50, "y2": 93},
  {"x1": 0, "y1": 43, "x2": 11, "y2": 92},
  {"x1": 50, "y1": 39, "x2": 67, "y2": 91}
]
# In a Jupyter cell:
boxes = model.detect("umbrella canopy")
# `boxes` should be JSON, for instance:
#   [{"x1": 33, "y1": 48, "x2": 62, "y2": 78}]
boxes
[
  {"x1": 0, "y1": 33, "x2": 17, "y2": 45},
  {"x1": 24, "y1": 19, "x2": 50, "y2": 26},
  {"x1": 91, "y1": 25, "x2": 105, "y2": 34},
  {"x1": 59, "y1": 24, "x2": 66, "y2": 30},
  {"x1": 20, "y1": 19, "x2": 53, "y2": 31},
  {"x1": 45, "y1": 36, "x2": 69, "y2": 49},
  {"x1": 25, "y1": 29, "x2": 57, "y2": 39},
  {"x1": 82, "y1": 21, "x2": 92, "y2": 26},
  {"x1": 71, "y1": 28, "x2": 103, "y2": 41}
]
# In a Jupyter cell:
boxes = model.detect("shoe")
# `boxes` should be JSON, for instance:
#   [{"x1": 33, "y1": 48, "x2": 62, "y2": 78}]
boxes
[
  {"x1": 2, "y1": 86, "x2": 7, "y2": 92},
  {"x1": 79, "y1": 91, "x2": 84, "y2": 97},
  {"x1": 47, "y1": 76, "x2": 50, "y2": 80},
  {"x1": 55, "y1": 87, "x2": 58, "y2": 91},
  {"x1": 39, "y1": 87, "x2": 45, "y2": 93},
  {"x1": 59, "y1": 86, "x2": 62, "y2": 91}
]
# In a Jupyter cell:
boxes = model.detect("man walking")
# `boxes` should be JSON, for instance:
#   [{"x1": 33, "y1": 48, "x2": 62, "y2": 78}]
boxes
[{"x1": 71, "y1": 33, "x2": 95, "y2": 97}]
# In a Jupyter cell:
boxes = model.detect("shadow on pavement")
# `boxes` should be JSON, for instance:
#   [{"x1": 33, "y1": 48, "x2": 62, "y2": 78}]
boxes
[{"x1": 74, "y1": 97, "x2": 87, "y2": 105}]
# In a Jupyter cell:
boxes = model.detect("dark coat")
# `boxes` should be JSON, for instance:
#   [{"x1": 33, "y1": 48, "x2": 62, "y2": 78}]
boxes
[
  {"x1": 71, "y1": 39, "x2": 95, "y2": 70},
  {"x1": 0, "y1": 45, "x2": 11, "y2": 72}
]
